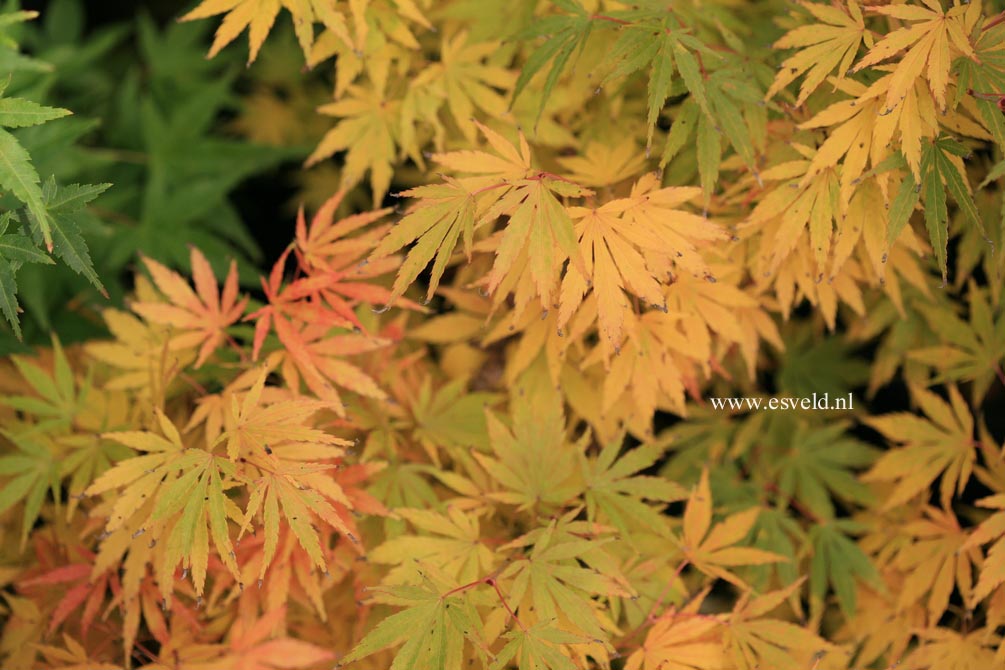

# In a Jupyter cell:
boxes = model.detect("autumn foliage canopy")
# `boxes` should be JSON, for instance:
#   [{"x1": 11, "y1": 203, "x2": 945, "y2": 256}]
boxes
[{"x1": 2, "y1": 0, "x2": 1005, "y2": 669}]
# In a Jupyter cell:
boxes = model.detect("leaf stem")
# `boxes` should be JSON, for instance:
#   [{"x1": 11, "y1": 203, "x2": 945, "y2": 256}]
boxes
[
  {"x1": 486, "y1": 577, "x2": 527, "y2": 631},
  {"x1": 440, "y1": 571, "x2": 526, "y2": 631},
  {"x1": 983, "y1": 11, "x2": 1005, "y2": 33},
  {"x1": 470, "y1": 181, "x2": 510, "y2": 197},
  {"x1": 590, "y1": 14, "x2": 631, "y2": 26}
]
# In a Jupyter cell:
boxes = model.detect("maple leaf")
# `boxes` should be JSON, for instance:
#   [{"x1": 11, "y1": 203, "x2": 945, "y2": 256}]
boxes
[
  {"x1": 766, "y1": 0, "x2": 870, "y2": 106},
  {"x1": 906, "y1": 625, "x2": 1001, "y2": 670},
  {"x1": 0, "y1": 430, "x2": 58, "y2": 545},
  {"x1": 84, "y1": 302, "x2": 196, "y2": 397},
  {"x1": 490, "y1": 622, "x2": 590, "y2": 670},
  {"x1": 86, "y1": 409, "x2": 244, "y2": 603},
  {"x1": 509, "y1": 0, "x2": 595, "y2": 129},
  {"x1": 0, "y1": 78, "x2": 71, "y2": 257},
  {"x1": 796, "y1": 78, "x2": 904, "y2": 208},
  {"x1": 246, "y1": 250, "x2": 390, "y2": 414},
  {"x1": 132, "y1": 246, "x2": 247, "y2": 368},
  {"x1": 808, "y1": 520, "x2": 878, "y2": 619},
  {"x1": 893, "y1": 505, "x2": 979, "y2": 622},
  {"x1": 370, "y1": 177, "x2": 478, "y2": 306},
  {"x1": 659, "y1": 62, "x2": 763, "y2": 202},
  {"x1": 18, "y1": 549, "x2": 118, "y2": 637},
  {"x1": 409, "y1": 376, "x2": 501, "y2": 461},
  {"x1": 957, "y1": 26, "x2": 1005, "y2": 150},
  {"x1": 371, "y1": 121, "x2": 590, "y2": 309},
  {"x1": 293, "y1": 189, "x2": 392, "y2": 277},
  {"x1": 768, "y1": 419, "x2": 877, "y2": 521},
  {"x1": 369, "y1": 507, "x2": 496, "y2": 586},
  {"x1": 559, "y1": 174, "x2": 726, "y2": 352},
  {"x1": 963, "y1": 493, "x2": 1005, "y2": 604},
  {"x1": 917, "y1": 135, "x2": 985, "y2": 284},
  {"x1": 910, "y1": 282, "x2": 1005, "y2": 404},
  {"x1": 863, "y1": 384, "x2": 977, "y2": 510},
  {"x1": 744, "y1": 151, "x2": 841, "y2": 274},
  {"x1": 1, "y1": 334, "x2": 83, "y2": 431},
  {"x1": 678, "y1": 469, "x2": 784, "y2": 589},
  {"x1": 232, "y1": 369, "x2": 362, "y2": 575},
  {"x1": 595, "y1": 12, "x2": 721, "y2": 152},
  {"x1": 180, "y1": 0, "x2": 354, "y2": 64},
  {"x1": 223, "y1": 364, "x2": 352, "y2": 463},
  {"x1": 223, "y1": 606, "x2": 335, "y2": 670},
  {"x1": 499, "y1": 512, "x2": 633, "y2": 641},
  {"x1": 723, "y1": 580, "x2": 832, "y2": 670},
  {"x1": 852, "y1": 0, "x2": 981, "y2": 114},
  {"x1": 580, "y1": 309, "x2": 695, "y2": 422},
  {"x1": 625, "y1": 612, "x2": 724, "y2": 670},
  {"x1": 34, "y1": 634, "x2": 122, "y2": 670},
  {"x1": 307, "y1": 84, "x2": 399, "y2": 205},
  {"x1": 340, "y1": 572, "x2": 485, "y2": 670},
  {"x1": 472, "y1": 382, "x2": 583, "y2": 511},
  {"x1": 580, "y1": 439, "x2": 687, "y2": 538},
  {"x1": 248, "y1": 246, "x2": 357, "y2": 356},
  {"x1": 556, "y1": 142, "x2": 648, "y2": 188},
  {"x1": 408, "y1": 32, "x2": 513, "y2": 143},
  {"x1": 266, "y1": 322, "x2": 389, "y2": 413}
]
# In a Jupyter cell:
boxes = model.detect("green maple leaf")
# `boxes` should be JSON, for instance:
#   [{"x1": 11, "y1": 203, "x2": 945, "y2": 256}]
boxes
[
  {"x1": 510, "y1": 0, "x2": 595, "y2": 129},
  {"x1": 473, "y1": 382, "x2": 583, "y2": 511},
  {"x1": 490, "y1": 621, "x2": 589, "y2": 670},
  {"x1": 0, "y1": 429, "x2": 59, "y2": 545},
  {"x1": 500, "y1": 512, "x2": 632, "y2": 642},
  {"x1": 411, "y1": 377, "x2": 501, "y2": 453},
  {"x1": 580, "y1": 439, "x2": 687, "y2": 538},
  {"x1": 808, "y1": 520, "x2": 879, "y2": 620},
  {"x1": 342, "y1": 571, "x2": 486, "y2": 670},
  {"x1": 955, "y1": 29, "x2": 1005, "y2": 151},
  {"x1": 769, "y1": 419, "x2": 877, "y2": 521},
  {"x1": 369, "y1": 507, "x2": 497, "y2": 585},
  {"x1": 911, "y1": 283, "x2": 1005, "y2": 404},
  {"x1": 918, "y1": 135, "x2": 984, "y2": 284},
  {"x1": 1, "y1": 333, "x2": 79, "y2": 430},
  {"x1": 745, "y1": 507, "x2": 805, "y2": 604},
  {"x1": 0, "y1": 75, "x2": 70, "y2": 253},
  {"x1": 598, "y1": 20, "x2": 714, "y2": 152},
  {"x1": 0, "y1": 213, "x2": 54, "y2": 283}
]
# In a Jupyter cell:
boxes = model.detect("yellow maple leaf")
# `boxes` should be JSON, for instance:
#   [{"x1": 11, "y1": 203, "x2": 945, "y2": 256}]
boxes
[
  {"x1": 679, "y1": 469, "x2": 784, "y2": 589},
  {"x1": 724, "y1": 580, "x2": 833, "y2": 670},
  {"x1": 560, "y1": 174, "x2": 725, "y2": 354},
  {"x1": 766, "y1": 0, "x2": 871, "y2": 106},
  {"x1": 863, "y1": 384, "x2": 977, "y2": 510},
  {"x1": 181, "y1": 0, "x2": 354, "y2": 64},
  {"x1": 556, "y1": 141, "x2": 649, "y2": 188},
  {"x1": 893, "y1": 505, "x2": 979, "y2": 622},
  {"x1": 963, "y1": 493, "x2": 1005, "y2": 604},
  {"x1": 407, "y1": 32, "x2": 513, "y2": 144},
  {"x1": 308, "y1": 84, "x2": 399, "y2": 205},
  {"x1": 626, "y1": 612, "x2": 724, "y2": 670},
  {"x1": 852, "y1": 0, "x2": 981, "y2": 114}
]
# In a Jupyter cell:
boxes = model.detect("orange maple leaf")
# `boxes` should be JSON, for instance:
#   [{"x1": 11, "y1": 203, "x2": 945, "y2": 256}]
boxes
[
  {"x1": 294, "y1": 192, "x2": 424, "y2": 326},
  {"x1": 19, "y1": 548, "x2": 119, "y2": 636},
  {"x1": 132, "y1": 247, "x2": 248, "y2": 368},
  {"x1": 225, "y1": 606, "x2": 335, "y2": 670}
]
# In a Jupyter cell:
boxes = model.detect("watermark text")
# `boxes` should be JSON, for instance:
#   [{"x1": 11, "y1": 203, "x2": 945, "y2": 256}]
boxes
[{"x1": 710, "y1": 392, "x2": 854, "y2": 412}]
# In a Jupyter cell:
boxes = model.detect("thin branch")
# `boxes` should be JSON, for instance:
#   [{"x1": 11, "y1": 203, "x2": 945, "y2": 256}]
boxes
[
  {"x1": 590, "y1": 13, "x2": 631, "y2": 26},
  {"x1": 486, "y1": 577, "x2": 527, "y2": 631}
]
